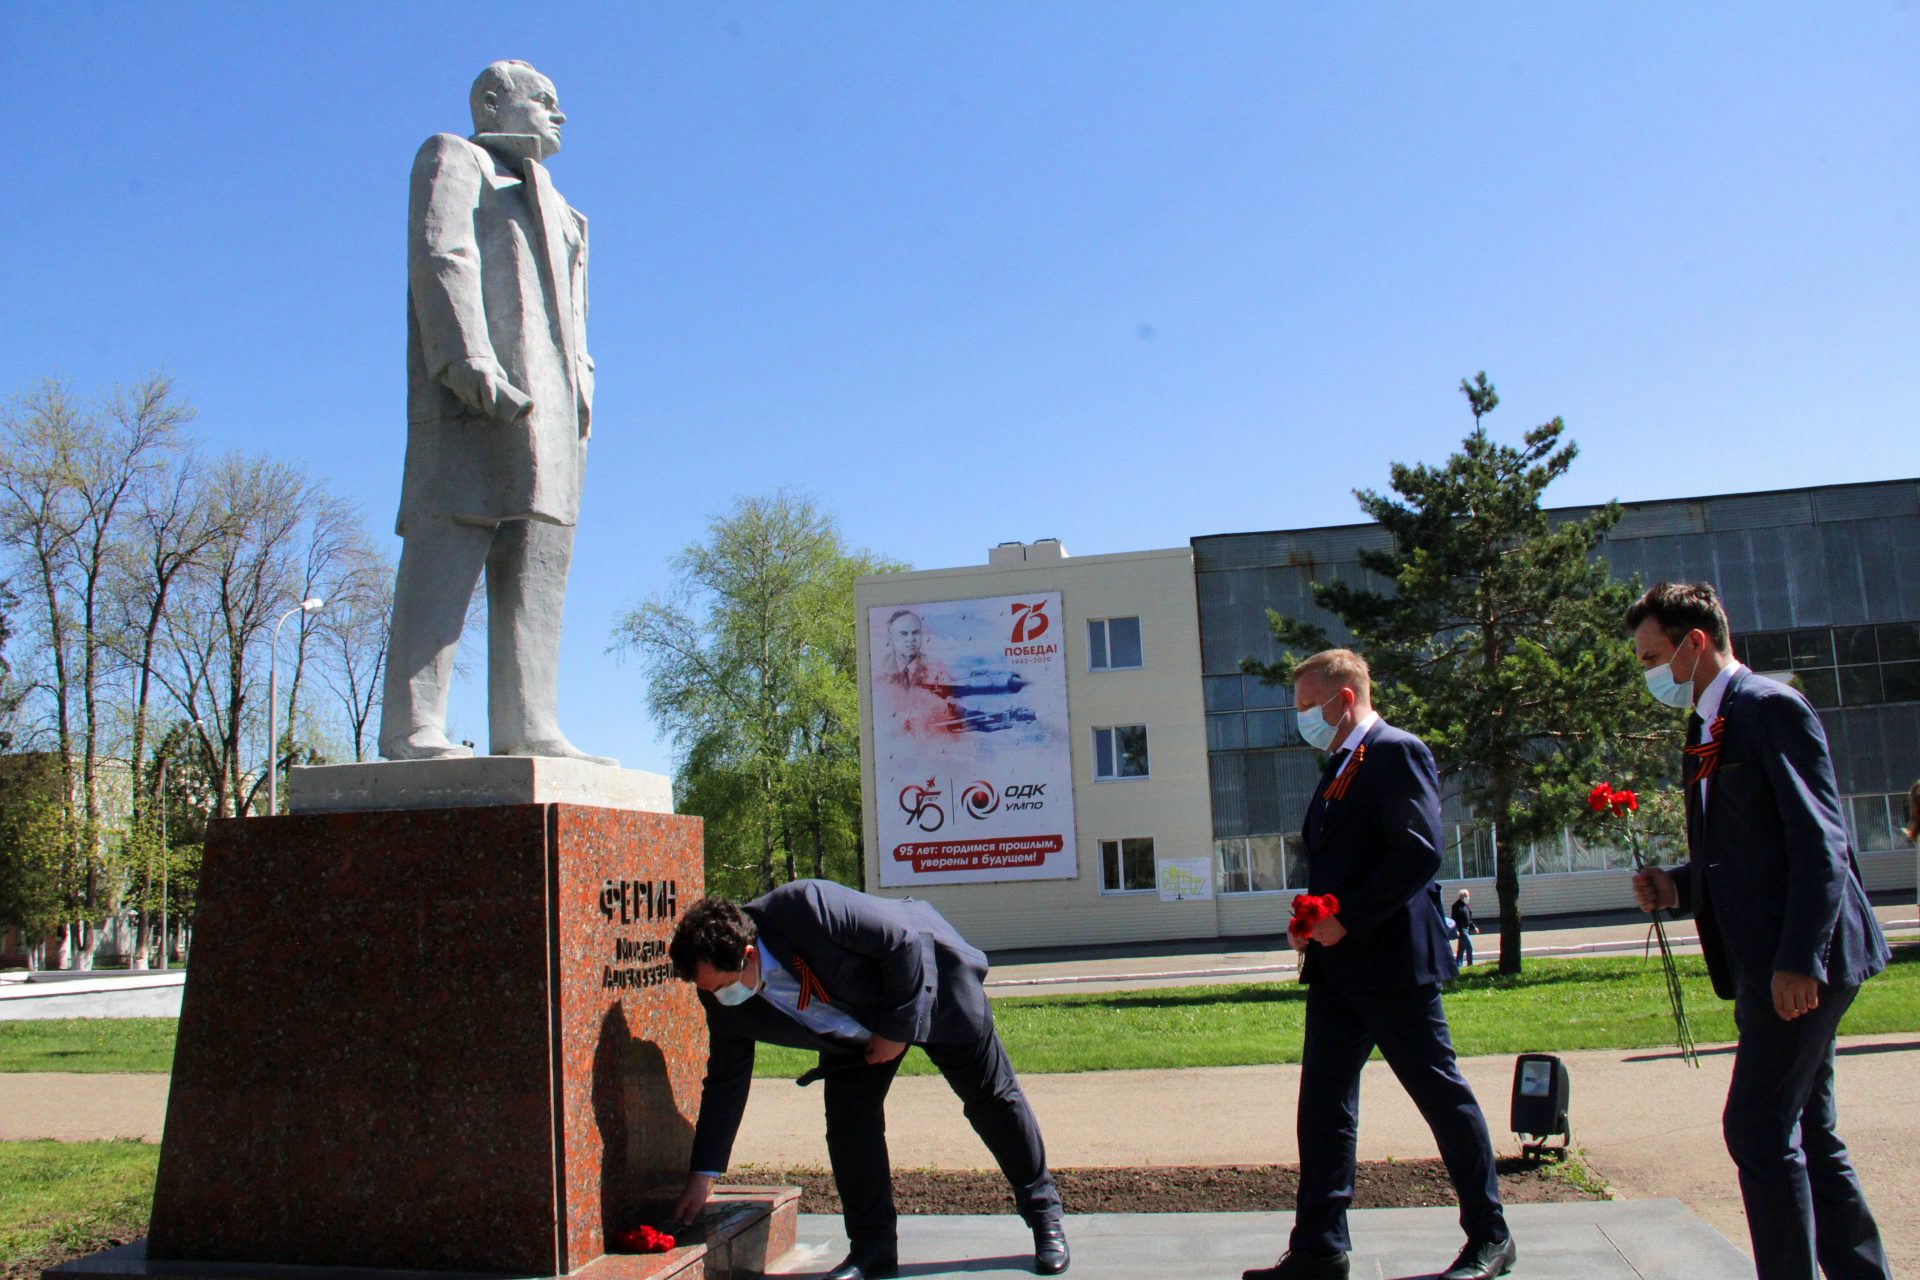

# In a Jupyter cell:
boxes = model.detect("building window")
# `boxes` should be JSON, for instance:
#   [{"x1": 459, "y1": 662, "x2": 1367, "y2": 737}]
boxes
[
  {"x1": 1740, "y1": 621, "x2": 1920, "y2": 709},
  {"x1": 1206, "y1": 714, "x2": 1247, "y2": 751},
  {"x1": 1844, "y1": 793, "x2": 1907, "y2": 853},
  {"x1": 1093, "y1": 724, "x2": 1150, "y2": 780},
  {"x1": 1213, "y1": 833, "x2": 1305, "y2": 893},
  {"x1": 1246, "y1": 710, "x2": 1292, "y2": 749},
  {"x1": 1445, "y1": 822, "x2": 1498, "y2": 880},
  {"x1": 1099, "y1": 837, "x2": 1157, "y2": 892},
  {"x1": 1088, "y1": 617, "x2": 1143, "y2": 671}
]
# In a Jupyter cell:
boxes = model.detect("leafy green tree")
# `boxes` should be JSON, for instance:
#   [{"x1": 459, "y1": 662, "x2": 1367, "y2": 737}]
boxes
[
  {"x1": 0, "y1": 754, "x2": 70, "y2": 956},
  {"x1": 613, "y1": 490, "x2": 904, "y2": 897},
  {"x1": 1247, "y1": 374, "x2": 1678, "y2": 972},
  {"x1": 0, "y1": 376, "x2": 187, "y2": 965},
  {"x1": 120, "y1": 719, "x2": 214, "y2": 965}
]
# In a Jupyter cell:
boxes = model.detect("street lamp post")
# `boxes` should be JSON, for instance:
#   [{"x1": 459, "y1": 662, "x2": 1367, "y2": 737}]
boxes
[
  {"x1": 156, "y1": 754, "x2": 169, "y2": 972},
  {"x1": 267, "y1": 599, "x2": 326, "y2": 817}
]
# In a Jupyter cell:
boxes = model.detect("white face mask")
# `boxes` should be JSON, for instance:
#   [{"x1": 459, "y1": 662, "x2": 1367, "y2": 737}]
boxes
[
  {"x1": 1643, "y1": 636, "x2": 1701, "y2": 709},
  {"x1": 1296, "y1": 694, "x2": 1346, "y2": 751}
]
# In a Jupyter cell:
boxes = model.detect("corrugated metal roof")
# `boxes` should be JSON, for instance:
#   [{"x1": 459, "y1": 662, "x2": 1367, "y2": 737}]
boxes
[
  {"x1": 1196, "y1": 481, "x2": 1920, "y2": 569},
  {"x1": 1610, "y1": 501, "x2": 1706, "y2": 539},
  {"x1": 1706, "y1": 490, "x2": 1816, "y2": 531},
  {"x1": 1814, "y1": 483, "x2": 1920, "y2": 522}
]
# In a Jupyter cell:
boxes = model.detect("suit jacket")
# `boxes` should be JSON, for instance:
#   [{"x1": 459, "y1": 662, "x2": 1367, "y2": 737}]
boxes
[
  {"x1": 1667, "y1": 667, "x2": 1889, "y2": 1000},
  {"x1": 1300, "y1": 719, "x2": 1458, "y2": 991},
  {"x1": 688, "y1": 879, "x2": 994, "y2": 1173},
  {"x1": 399, "y1": 131, "x2": 594, "y2": 534}
]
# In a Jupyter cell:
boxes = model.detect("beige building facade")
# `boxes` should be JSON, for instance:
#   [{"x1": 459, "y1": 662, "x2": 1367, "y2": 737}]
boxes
[{"x1": 856, "y1": 541, "x2": 1218, "y2": 951}]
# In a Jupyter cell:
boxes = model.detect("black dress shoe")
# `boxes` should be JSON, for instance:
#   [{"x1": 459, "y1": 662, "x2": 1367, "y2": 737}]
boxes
[
  {"x1": 1242, "y1": 1249, "x2": 1350, "y2": 1280},
  {"x1": 1033, "y1": 1220, "x2": 1070, "y2": 1274},
  {"x1": 821, "y1": 1242, "x2": 899, "y2": 1280},
  {"x1": 1439, "y1": 1234, "x2": 1517, "y2": 1280}
]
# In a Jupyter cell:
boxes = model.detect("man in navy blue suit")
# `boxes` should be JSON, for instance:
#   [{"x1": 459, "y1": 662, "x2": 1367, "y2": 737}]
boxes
[
  {"x1": 1627, "y1": 582, "x2": 1891, "y2": 1280},
  {"x1": 1242, "y1": 649, "x2": 1514, "y2": 1280},
  {"x1": 665, "y1": 880, "x2": 1066, "y2": 1280}
]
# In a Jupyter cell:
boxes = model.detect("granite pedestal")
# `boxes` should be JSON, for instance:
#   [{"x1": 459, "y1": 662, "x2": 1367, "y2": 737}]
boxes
[{"x1": 51, "y1": 763, "x2": 796, "y2": 1280}]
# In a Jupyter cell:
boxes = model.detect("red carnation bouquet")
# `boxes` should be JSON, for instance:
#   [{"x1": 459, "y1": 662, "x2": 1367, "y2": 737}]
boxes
[
  {"x1": 1591, "y1": 782, "x2": 1697, "y2": 1066},
  {"x1": 613, "y1": 1225, "x2": 676, "y2": 1253},
  {"x1": 1288, "y1": 893, "x2": 1340, "y2": 945}
]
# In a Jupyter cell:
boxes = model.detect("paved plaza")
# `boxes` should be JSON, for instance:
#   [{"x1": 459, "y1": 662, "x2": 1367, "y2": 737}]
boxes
[{"x1": 777, "y1": 1201, "x2": 1752, "y2": 1279}]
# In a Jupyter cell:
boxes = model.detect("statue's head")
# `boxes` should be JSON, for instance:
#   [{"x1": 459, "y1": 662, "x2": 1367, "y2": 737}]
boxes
[{"x1": 469, "y1": 60, "x2": 565, "y2": 159}]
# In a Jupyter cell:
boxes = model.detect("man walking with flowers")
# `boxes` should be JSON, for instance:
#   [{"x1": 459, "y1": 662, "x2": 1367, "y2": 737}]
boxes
[
  {"x1": 1241, "y1": 649, "x2": 1513, "y2": 1280},
  {"x1": 1626, "y1": 581, "x2": 1890, "y2": 1280}
]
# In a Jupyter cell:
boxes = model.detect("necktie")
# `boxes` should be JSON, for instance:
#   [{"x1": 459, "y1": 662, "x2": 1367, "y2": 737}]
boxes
[{"x1": 1306, "y1": 749, "x2": 1349, "y2": 841}]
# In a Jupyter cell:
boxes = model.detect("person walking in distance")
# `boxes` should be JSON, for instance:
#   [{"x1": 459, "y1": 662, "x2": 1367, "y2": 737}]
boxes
[
  {"x1": 1626, "y1": 581, "x2": 1891, "y2": 1280},
  {"x1": 1240, "y1": 649, "x2": 1514, "y2": 1280},
  {"x1": 1449, "y1": 890, "x2": 1477, "y2": 968},
  {"x1": 1905, "y1": 781, "x2": 1920, "y2": 916}
]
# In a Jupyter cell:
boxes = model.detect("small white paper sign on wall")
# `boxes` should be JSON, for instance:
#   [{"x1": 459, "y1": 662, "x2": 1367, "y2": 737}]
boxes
[{"x1": 1156, "y1": 857, "x2": 1213, "y2": 902}]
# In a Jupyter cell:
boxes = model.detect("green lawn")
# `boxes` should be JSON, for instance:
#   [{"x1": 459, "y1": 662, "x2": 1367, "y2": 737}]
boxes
[
  {"x1": 754, "y1": 946, "x2": 1920, "y2": 1078},
  {"x1": 0, "y1": 1019, "x2": 178, "y2": 1074},
  {"x1": 5, "y1": 949, "x2": 1917, "y2": 1080},
  {"x1": 0, "y1": 1140, "x2": 157, "y2": 1275}
]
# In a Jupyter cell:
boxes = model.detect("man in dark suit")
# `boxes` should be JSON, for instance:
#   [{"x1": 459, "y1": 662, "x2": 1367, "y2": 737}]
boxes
[
  {"x1": 1627, "y1": 582, "x2": 1891, "y2": 1280},
  {"x1": 666, "y1": 879, "x2": 1067, "y2": 1279},
  {"x1": 1242, "y1": 649, "x2": 1514, "y2": 1280}
]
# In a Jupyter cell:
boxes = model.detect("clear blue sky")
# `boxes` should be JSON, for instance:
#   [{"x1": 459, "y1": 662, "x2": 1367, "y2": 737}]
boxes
[{"x1": 5, "y1": 2, "x2": 1916, "y2": 775}]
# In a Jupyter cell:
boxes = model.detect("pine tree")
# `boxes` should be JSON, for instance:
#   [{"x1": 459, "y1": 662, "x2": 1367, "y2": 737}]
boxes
[{"x1": 1246, "y1": 374, "x2": 1677, "y2": 972}]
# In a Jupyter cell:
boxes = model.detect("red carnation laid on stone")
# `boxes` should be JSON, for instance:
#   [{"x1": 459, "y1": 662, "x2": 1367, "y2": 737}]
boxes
[{"x1": 614, "y1": 1225, "x2": 675, "y2": 1253}]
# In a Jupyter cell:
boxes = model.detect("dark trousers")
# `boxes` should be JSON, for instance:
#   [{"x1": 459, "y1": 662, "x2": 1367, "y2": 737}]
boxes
[
  {"x1": 1454, "y1": 930, "x2": 1473, "y2": 966},
  {"x1": 1293, "y1": 981, "x2": 1506, "y2": 1255},
  {"x1": 1725, "y1": 982, "x2": 1888, "y2": 1280},
  {"x1": 823, "y1": 1026, "x2": 1060, "y2": 1248}
]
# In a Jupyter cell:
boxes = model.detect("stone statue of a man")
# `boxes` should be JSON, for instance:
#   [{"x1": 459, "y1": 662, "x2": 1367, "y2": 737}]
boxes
[{"x1": 380, "y1": 60, "x2": 613, "y2": 765}]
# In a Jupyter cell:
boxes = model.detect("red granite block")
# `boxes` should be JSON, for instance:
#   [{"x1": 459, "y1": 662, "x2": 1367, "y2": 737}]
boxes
[
  {"x1": 552, "y1": 807, "x2": 707, "y2": 1268},
  {"x1": 143, "y1": 803, "x2": 705, "y2": 1276}
]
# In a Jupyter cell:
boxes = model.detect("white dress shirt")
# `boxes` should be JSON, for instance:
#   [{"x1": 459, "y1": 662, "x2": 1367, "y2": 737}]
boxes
[
  {"x1": 1333, "y1": 709, "x2": 1380, "y2": 757},
  {"x1": 1693, "y1": 661, "x2": 1744, "y2": 808}
]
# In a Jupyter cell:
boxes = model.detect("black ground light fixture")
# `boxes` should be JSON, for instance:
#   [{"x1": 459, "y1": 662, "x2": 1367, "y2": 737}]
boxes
[{"x1": 1510, "y1": 1053, "x2": 1571, "y2": 1158}]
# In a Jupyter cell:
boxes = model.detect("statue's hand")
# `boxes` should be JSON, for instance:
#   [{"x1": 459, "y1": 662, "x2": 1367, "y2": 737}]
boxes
[{"x1": 445, "y1": 357, "x2": 533, "y2": 424}]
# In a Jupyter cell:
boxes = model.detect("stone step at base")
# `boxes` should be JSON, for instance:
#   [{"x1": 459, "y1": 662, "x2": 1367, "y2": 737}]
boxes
[{"x1": 46, "y1": 1188, "x2": 800, "y2": 1280}]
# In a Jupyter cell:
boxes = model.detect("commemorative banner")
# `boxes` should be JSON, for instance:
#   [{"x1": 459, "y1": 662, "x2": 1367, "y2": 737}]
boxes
[{"x1": 869, "y1": 593, "x2": 1077, "y2": 886}]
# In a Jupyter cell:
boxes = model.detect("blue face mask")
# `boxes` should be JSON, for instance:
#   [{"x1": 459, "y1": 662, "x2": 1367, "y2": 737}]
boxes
[
  {"x1": 1296, "y1": 695, "x2": 1346, "y2": 751},
  {"x1": 712, "y1": 949, "x2": 761, "y2": 1006},
  {"x1": 1643, "y1": 637, "x2": 1700, "y2": 710},
  {"x1": 713, "y1": 978, "x2": 757, "y2": 1006}
]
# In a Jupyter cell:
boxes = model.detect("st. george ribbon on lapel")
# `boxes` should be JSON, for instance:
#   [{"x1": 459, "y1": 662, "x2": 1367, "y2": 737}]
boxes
[
  {"x1": 792, "y1": 954, "x2": 833, "y2": 1011},
  {"x1": 1684, "y1": 715, "x2": 1727, "y2": 785},
  {"x1": 1323, "y1": 744, "x2": 1366, "y2": 802}
]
